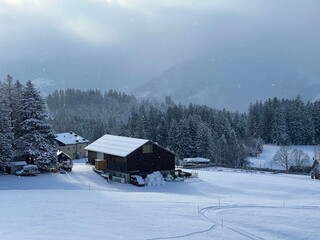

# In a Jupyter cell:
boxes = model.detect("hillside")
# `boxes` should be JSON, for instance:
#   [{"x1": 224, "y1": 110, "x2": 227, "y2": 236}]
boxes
[
  {"x1": 134, "y1": 54, "x2": 320, "y2": 112},
  {"x1": 0, "y1": 160, "x2": 319, "y2": 239}
]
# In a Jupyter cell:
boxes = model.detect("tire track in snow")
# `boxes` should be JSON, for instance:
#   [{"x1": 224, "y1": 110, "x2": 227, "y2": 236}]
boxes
[
  {"x1": 144, "y1": 223, "x2": 217, "y2": 240},
  {"x1": 200, "y1": 205, "x2": 320, "y2": 240},
  {"x1": 201, "y1": 205, "x2": 266, "y2": 240}
]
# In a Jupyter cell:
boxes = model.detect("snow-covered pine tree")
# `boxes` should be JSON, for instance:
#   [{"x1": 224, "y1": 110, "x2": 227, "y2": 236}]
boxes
[
  {"x1": 0, "y1": 82, "x2": 14, "y2": 165},
  {"x1": 168, "y1": 119, "x2": 180, "y2": 157},
  {"x1": 187, "y1": 115, "x2": 198, "y2": 157},
  {"x1": 217, "y1": 134, "x2": 228, "y2": 167},
  {"x1": 312, "y1": 101, "x2": 320, "y2": 144},
  {"x1": 286, "y1": 97, "x2": 305, "y2": 145},
  {"x1": 11, "y1": 80, "x2": 24, "y2": 140},
  {"x1": 226, "y1": 128, "x2": 240, "y2": 167},
  {"x1": 175, "y1": 118, "x2": 193, "y2": 159},
  {"x1": 271, "y1": 106, "x2": 291, "y2": 145},
  {"x1": 233, "y1": 112, "x2": 247, "y2": 139},
  {"x1": 195, "y1": 121, "x2": 214, "y2": 159},
  {"x1": 147, "y1": 106, "x2": 161, "y2": 142},
  {"x1": 246, "y1": 101, "x2": 264, "y2": 138},
  {"x1": 16, "y1": 80, "x2": 57, "y2": 169},
  {"x1": 302, "y1": 103, "x2": 315, "y2": 145},
  {"x1": 261, "y1": 99, "x2": 276, "y2": 142},
  {"x1": 137, "y1": 105, "x2": 148, "y2": 139},
  {"x1": 156, "y1": 117, "x2": 168, "y2": 148}
]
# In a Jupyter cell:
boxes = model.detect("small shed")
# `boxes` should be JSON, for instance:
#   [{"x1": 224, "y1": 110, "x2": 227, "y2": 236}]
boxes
[
  {"x1": 57, "y1": 150, "x2": 72, "y2": 162},
  {"x1": 84, "y1": 134, "x2": 175, "y2": 183}
]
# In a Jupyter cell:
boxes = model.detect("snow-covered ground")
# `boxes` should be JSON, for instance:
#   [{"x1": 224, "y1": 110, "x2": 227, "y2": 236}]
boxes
[
  {"x1": 1, "y1": 160, "x2": 320, "y2": 240},
  {"x1": 249, "y1": 144, "x2": 317, "y2": 169}
]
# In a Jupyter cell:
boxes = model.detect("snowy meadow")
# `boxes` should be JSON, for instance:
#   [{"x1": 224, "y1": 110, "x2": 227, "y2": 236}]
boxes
[{"x1": 1, "y1": 158, "x2": 320, "y2": 240}]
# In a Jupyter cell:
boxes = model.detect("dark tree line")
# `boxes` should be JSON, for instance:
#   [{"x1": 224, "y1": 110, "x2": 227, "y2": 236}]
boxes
[
  {"x1": 46, "y1": 88, "x2": 140, "y2": 142},
  {"x1": 247, "y1": 97, "x2": 320, "y2": 145},
  {"x1": 46, "y1": 89, "x2": 320, "y2": 168},
  {"x1": 0, "y1": 75, "x2": 57, "y2": 168},
  {"x1": 120, "y1": 103, "x2": 262, "y2": 168},
  {"x1": 2, "y1": 75, "x2": 319, "y2": 170},
  {"x1": 47, "y1": 90, "x2": 263, "y2": 168}
]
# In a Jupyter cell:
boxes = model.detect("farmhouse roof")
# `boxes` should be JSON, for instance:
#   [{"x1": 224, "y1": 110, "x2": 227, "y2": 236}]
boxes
[
  {"x1": 55, "y1": 132, "x2": 89, "y2": 145},
  {"x1": 84, "y1": 134, "x2": 149, "y2": 157}
]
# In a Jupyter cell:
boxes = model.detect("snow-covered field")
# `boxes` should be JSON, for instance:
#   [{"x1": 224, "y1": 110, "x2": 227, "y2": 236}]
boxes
[
  {"x1": 249, "y1": 144, "x2": 317, "y2": 169},
  {"x1": 1, "y1": 160, "x2": 320, "y2": 240}
]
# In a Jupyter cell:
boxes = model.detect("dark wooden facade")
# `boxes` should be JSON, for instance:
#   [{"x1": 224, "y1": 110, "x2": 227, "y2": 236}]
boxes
[
  {"x1": 88, "y1": 141, "x2": 175, "y2": 178},
  {"x1": 88, "y1": 151, "x2": 97, "y2": 164}
]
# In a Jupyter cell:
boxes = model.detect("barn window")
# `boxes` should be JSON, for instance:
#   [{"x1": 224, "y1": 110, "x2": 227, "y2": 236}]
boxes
[{"x1": 143, "y1": 144, "x2": 153, "y2": 153}]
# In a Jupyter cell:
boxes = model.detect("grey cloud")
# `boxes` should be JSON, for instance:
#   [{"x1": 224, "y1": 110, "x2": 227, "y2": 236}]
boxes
[{"x1": 0, "y1": 0, "x2": 319, "y2": 106}]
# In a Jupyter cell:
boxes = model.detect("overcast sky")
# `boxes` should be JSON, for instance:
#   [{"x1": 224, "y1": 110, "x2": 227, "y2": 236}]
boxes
[{"x1": 0, "y1": 0, "x2": 319, "y2": 93}]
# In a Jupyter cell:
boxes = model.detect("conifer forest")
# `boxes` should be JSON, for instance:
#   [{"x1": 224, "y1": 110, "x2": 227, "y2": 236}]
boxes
[{"x1": 1, "y1": 75, "x2": 320, "y2": 168}]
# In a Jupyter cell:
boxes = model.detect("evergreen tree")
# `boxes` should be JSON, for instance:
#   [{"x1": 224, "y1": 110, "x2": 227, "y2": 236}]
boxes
[
  {"x1": 302, "y1": 103, "x2": 315, "y2": 145},
  {"x1": 195, "y1": 121, "x2": 214, "y2": 159},
  {"x1": 187, "y1": 115, "x2": 198, "y2": 157},
  {"x1": 11, "y1": 81, "x2": 24, "y2": 140},
  {"x1": 286, "y1": 97, "x2": 305, "y2": 145},
  {"x1": 217, "y1": 134, "x2": 228, "y2": 167},
  {"x1": 271, "y1": 107, "x2": 290, "y2": 145},
  {"x1": 176, "y1": 118, "x2": 193, "y2": 159},
  {"x1": 147, "y1": 106, "x2": 161, "y2": 142},
  {"x1": 17, "y1": 80, "x2": 57, "y2": 169},
  {"x1": 246, "y1": 101, "x2": 263, "y2": 138},
  {"x1": 168, "y1": 119, "x2": 180, "y2": 157},
  {"x1": 0, "y1": 83, "x2": 14, "y2": 164},
  {"x1": 234, "y1": 112, "x2": 247, "y2": 139},
  {"x1": 156, "y1": 117, "x2": 168, "y2": 147},
  {"x1": 261, "y1": 98, "x2": 280, "y2": 143},
  {"x1": 226, "y1": 129, "x2": 240, "y2": 167},
  {"x1": 312, "y1": 101, "x2": 320, "y2": 144}
]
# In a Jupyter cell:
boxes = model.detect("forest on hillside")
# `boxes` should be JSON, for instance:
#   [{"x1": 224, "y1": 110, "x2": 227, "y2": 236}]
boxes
[
  {"x1": 46, "y1": 88, "x2": 320, "y2": 168},
  {"x1": 1, "y1": 72, "x2": 319, "y2": 169}
]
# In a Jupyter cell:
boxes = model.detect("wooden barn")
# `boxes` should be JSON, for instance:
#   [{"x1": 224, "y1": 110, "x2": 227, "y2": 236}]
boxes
[{"x1": 84, "y1": 134, "x2": 175, "y2": 183}]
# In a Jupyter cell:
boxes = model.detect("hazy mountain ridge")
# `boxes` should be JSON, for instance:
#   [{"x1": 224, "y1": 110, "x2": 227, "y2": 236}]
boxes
[{"x1": 134, "y1": 53, "x2": 320, "y2": 112}]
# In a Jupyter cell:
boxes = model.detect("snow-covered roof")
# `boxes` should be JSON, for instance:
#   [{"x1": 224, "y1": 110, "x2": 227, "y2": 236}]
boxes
[
  {"x1": 57, "y1": 150, "x2": 72, "y2": 159},
  {"x1": 84, "y1": 134, "x2": 149, "y2": 158},
  {"x1": 55, "y1": 132, "x2": 89, "y2": 145},
  {"x1": 183, "y1": 157, "x2": 211, "y2": 163},
  {"x1": 12, "y1": 161, "x2": 27, "y2": 166}
]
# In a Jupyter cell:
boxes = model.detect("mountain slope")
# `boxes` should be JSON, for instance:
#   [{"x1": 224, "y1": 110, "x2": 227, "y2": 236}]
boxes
[{"x1": 134, "y1": 52, "x2": 320, "y2": 112}]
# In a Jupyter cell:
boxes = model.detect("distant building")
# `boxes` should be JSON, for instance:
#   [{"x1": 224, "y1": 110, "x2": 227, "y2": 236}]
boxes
[
  {"x1": 84, "y1": 134, "x2": 175, "y2": 183},
  {"x1": 182, "y1": 157, "x2": 211, "y2": 167},
  {"x1": 57, "y1": 150, "x2": 72, "y2": 162},
  {"x1": 55, "y1": 132, "x2": 89, "y2": 159}
]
